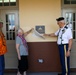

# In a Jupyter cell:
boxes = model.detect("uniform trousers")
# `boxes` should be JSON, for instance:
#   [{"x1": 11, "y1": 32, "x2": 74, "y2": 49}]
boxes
[
  {"x1": 58, "y1": 44, "x2": 70, "y2": 75},
  {"x1": 0, "y1": 55, "x2": 5, "y2": 75}
]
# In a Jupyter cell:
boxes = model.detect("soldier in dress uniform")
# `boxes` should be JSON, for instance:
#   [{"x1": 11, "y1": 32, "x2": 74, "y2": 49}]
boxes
[
  {"x1": 0, "y1": 22, "x2": 7, "y2": 75},
  {"x1": 44, "y1": 17, "x2": 73, "y2": 75}
]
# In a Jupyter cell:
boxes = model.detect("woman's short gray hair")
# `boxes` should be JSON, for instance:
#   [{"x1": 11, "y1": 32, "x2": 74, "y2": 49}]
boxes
[{"x1": 17, "y1": 28, "x2": 23, "y2": 33}]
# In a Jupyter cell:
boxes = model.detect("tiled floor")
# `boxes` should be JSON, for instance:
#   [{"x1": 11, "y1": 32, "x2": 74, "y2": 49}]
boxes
[{"x1": 4, "y1": 72, "x2": 76, "y2": 75}]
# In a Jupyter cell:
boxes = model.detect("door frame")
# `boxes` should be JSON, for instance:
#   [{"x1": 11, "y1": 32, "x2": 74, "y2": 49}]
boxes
[
  {"x1": 0, "y1": 9, "x2": 19, "y2": 69},
  {"x1": 62, "y1": 8, "x2": 76, "y2": 68}
]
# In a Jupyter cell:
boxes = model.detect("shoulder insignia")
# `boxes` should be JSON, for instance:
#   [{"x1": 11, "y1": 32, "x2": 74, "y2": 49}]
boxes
[{"x1": 64, "y1": 26, "x2": 68, "y2": 29}]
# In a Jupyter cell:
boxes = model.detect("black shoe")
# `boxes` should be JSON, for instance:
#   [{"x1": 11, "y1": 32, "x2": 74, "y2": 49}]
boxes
[{"x1": 58, "y1": 74, "x2": 62, "y2": 75}]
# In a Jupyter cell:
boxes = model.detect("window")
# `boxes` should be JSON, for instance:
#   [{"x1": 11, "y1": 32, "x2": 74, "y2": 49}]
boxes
[
  {"x1": 0, "y1": 0, "x2": 16, "y2": 6},
  {"x1": 64, "y1": 0, "x2": 76, "y2": 4},
  {"x1": 65, "y1": 12, "x2": 76, "y2": 39},
  {"x1": 6, "y1": 14, "x2": 15, "y2": 40}
]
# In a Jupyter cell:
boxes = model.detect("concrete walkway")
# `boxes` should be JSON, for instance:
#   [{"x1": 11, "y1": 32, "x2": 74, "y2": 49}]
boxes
[{"x1": 4, "y1": 72, "x2": 76, "y2": 75}]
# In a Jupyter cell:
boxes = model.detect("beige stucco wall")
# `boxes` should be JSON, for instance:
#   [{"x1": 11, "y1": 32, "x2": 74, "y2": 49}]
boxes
[{"x1": 19, "y1": 0, "x2": 61, "y2": 42}]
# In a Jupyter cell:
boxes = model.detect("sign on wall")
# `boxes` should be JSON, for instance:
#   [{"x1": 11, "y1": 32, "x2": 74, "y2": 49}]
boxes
[{"x1": 35, "y1": 25, "x2": 45, "y2": 34}]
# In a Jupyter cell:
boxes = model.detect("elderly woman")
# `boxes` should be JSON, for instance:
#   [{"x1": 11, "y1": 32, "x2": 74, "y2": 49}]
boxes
[{"x1": 16, "y1": 28, "x2": 33, "y2": 75}]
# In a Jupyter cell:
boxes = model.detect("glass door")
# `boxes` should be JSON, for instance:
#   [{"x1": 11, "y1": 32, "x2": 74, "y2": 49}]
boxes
[
  {"x1": 0, "y1": 10, "x2": 19, "y2": 69},
  {"x1": 63, "y1": 9, "x2": 76, "y2": 68}
]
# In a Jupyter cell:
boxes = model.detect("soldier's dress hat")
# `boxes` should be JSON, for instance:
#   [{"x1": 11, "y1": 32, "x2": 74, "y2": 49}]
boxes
[{"x1": 56, "y1": 17, "x2": 64, "y2": 21}]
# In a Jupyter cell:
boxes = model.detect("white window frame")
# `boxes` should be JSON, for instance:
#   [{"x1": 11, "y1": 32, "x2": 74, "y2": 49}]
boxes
[
  {"x1": 0, "y1": 0, "x2": 18, "y2": 9},
  {"x1": 62, "y1": 0, "x2": 76, "y2": 9}
]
